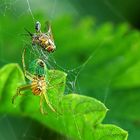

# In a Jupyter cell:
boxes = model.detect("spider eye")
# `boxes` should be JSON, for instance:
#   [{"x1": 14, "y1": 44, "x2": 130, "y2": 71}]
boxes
[{"x1": 35, "y1": 21, "x2": 41, "y2": 32}]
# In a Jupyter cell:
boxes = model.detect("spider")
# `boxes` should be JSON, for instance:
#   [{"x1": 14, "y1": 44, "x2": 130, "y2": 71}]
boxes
[
  {"x1": 12, "y1": 48, "x2": 56, "y2": 114},
  {"x1": 25, "y1": 21, "x2": 56, "y2": 53}
]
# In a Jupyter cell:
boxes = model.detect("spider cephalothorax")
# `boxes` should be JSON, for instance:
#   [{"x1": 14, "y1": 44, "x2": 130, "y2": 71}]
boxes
[
  {"x1": 31, "y1": 75, "x2": 46, "y2": 96},
  {"x1": 26, "y1": 21, "x2": 56, "y2": 53}
]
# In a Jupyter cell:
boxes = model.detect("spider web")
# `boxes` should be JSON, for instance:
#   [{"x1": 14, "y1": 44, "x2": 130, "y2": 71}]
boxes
[{"x1": 0, "y1": 0, "x2": 129, "y2": 140}]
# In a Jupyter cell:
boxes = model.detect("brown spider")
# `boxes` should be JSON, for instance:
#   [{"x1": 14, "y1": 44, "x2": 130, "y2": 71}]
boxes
[
  {"x1": 25, "y1": 21, "x2": 56, "y2": 53},
  {"x1": 12, "y1": 48, "x2": 56, "y2": 114}
]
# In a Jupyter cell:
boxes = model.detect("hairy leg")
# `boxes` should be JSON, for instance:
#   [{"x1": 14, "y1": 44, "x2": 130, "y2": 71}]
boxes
[
  {"x1": 43, "y1": 91, "x2": 56, "y2": 113},
  {"x1": 40, "y1": 94, "x2": 47, "y2": 115},
  {"x1": 12, "y1": 84, "x2": 31, "y2": 104}
]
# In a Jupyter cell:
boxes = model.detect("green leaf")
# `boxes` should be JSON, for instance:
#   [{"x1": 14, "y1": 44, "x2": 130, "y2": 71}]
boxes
[
  {"x1": 53, "y1": 18, "x2": 140, "y2": 138},
  {"x1": 0, "y1": 64, "x2": 24, "y2": 114},
  {"x1": 0, "y1": 64, "x2": 128, "y2": 140}
]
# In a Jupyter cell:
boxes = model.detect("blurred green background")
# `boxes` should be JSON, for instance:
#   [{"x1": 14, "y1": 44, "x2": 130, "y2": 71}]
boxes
[{"x1": 0, "y1": 0, "x2": 140, "y2": 139}]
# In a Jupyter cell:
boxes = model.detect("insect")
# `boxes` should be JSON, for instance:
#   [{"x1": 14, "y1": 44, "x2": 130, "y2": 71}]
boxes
[
  {"x1": 12, "y1": 48, "x2": 56, "y2": 114},
  {"x1": 25, "y1": 21, "x2": 56, "y2": 53}
]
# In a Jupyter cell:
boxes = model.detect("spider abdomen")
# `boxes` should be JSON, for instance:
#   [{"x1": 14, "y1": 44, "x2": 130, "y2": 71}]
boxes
[
  {"x1": 31, "y1": 76, "x2": 46, "y2": 96},
  {"x1": 32, "y1": 33, "x2": 56, "y2": 52}
]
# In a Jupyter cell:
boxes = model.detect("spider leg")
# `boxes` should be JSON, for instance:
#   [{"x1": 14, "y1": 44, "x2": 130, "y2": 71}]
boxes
[
  {"x1": 42, "y1": 91, "x2": 56, "y2": 113},
  {"x1": 12, "y1": 84, "x2": 31, "y2": 104},
  {"x1": 45, "y1": 21, "x2": 54, "y2": 41},
  {"x1": 24, "y1": 28, "x2": 33, "y2": 37},
  {"x1": 40, "y1": 94, "x2": 47, "y2": 115},
  {"x1": 22, "y1": 48, "x2": 35, "y2": 80},
  {"x1": 47, "y1": 82, "x2": 64, "y2": 116}
]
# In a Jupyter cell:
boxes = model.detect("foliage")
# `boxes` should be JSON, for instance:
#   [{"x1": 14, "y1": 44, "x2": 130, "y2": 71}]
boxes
[
  {"x1": 0, "y1": 64, "x2": 128, "y2": 140},
  {"x1": 53, "y1": 17, "x2": 140, "y2": 140},
  {"x1": 0, "y1": 14, "x2": 140, "y2": 139}
]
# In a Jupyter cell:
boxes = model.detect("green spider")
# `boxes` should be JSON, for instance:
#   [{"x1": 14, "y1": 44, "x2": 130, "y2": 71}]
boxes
[{"x1": 12, "y1": 48, "x2": 56, "y2": 114}]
